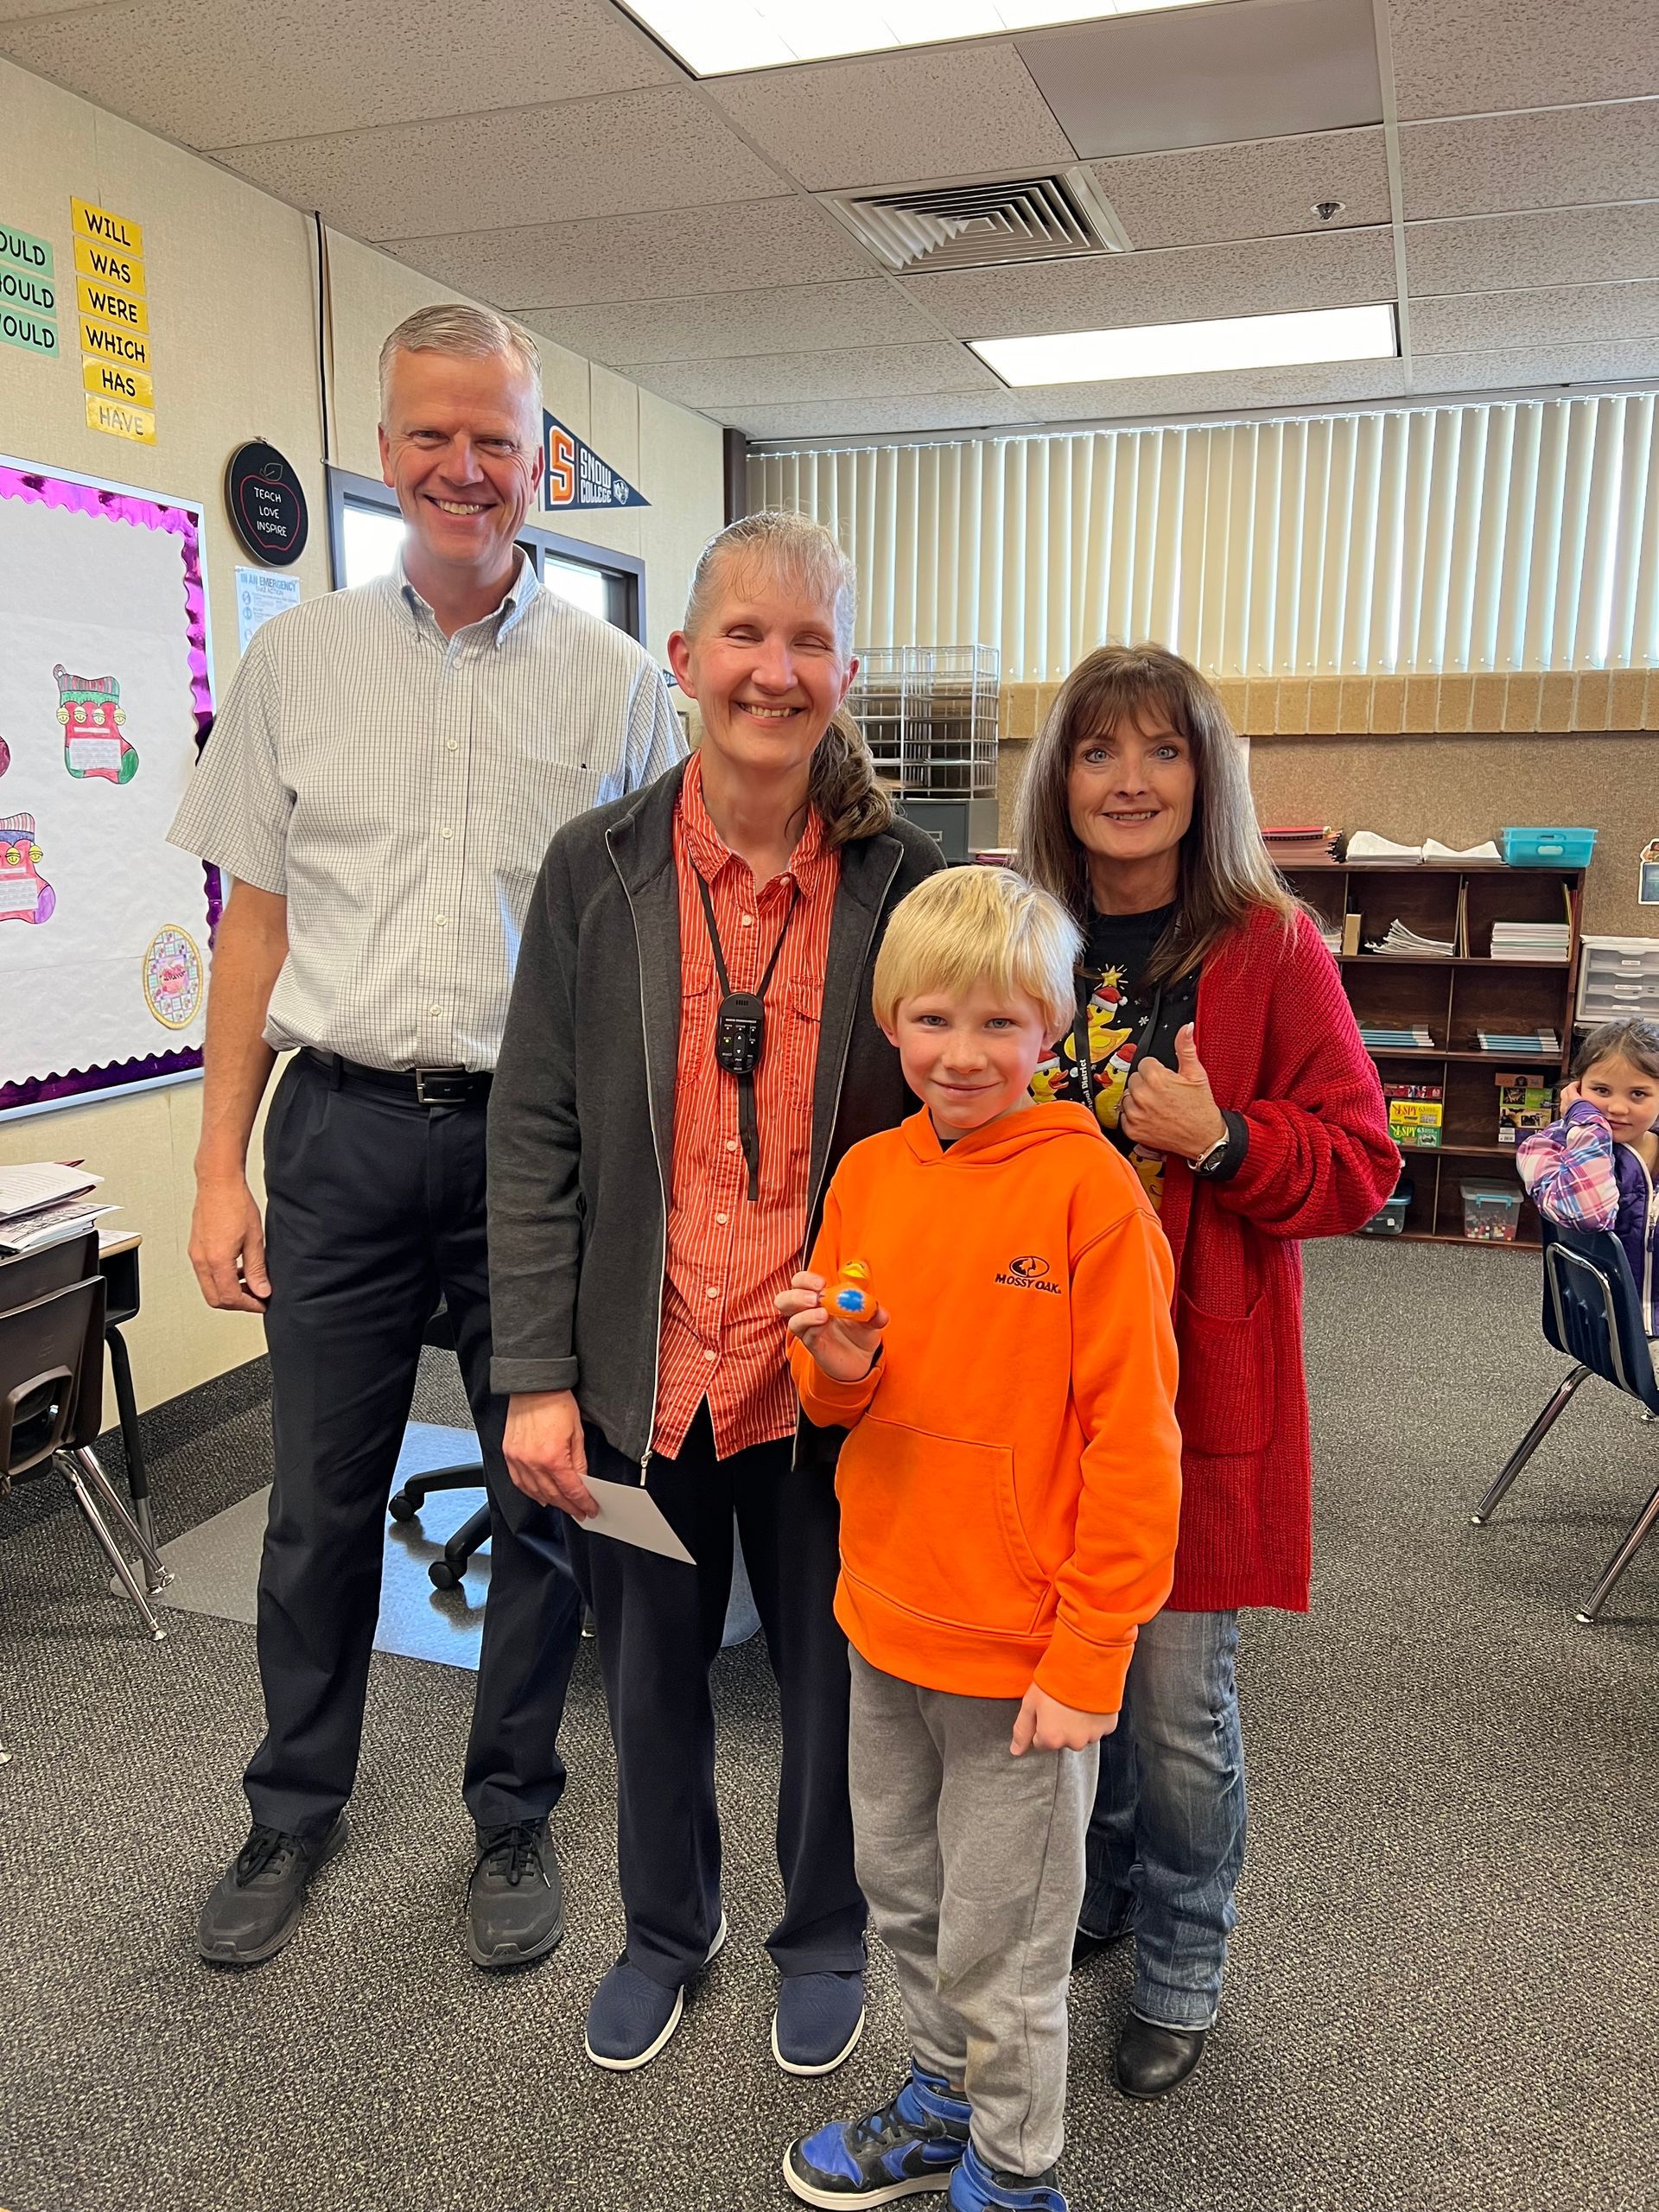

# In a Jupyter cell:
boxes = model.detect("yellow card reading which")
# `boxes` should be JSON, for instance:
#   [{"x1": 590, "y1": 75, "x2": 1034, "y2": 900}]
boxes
[{"x1": 79, "y1": 313, "x2": 151, "y2": 369}]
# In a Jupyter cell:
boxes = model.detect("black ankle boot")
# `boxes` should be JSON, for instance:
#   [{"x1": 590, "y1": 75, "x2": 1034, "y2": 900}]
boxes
[{"x1": 1114, "y1": 2014, "x2": 1209, "y2": 2100}]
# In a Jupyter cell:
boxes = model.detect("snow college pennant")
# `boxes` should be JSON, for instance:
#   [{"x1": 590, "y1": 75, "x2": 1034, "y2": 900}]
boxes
[{"x1": 543, "y1": 412, "x2": 649, "y2": 512}]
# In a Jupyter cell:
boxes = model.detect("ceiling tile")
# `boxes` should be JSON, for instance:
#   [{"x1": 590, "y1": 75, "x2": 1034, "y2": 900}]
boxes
[
  {"x1": 213, "y1": 88, "x2": 785, "y2": 238},
  {"x1": 1020, "y1": 0, "x2": 1381, "y2": 159},
  {"x1": 1400, "y1": 101, "x2": 1659, "y2": 221},
  {"x1": 632, "y1": 343, "x2": 996, "y2": 410},
  {"x1": 1407, "y1": 339, "x2": 1659, "y2": 395},
  {"x1": 703, "y1": 42, "x2": 1074, "y2": 194},
  {"x1": 525, "y1": 280, "x2": 942, "y2": 366},
  {"x1": 1386, "y1": 0, "x2": 1659, "y2": 121},
  {"x1": 735, "y1": 393, "x2": 1043, "y2": 442},
  {"x1": 385, "y1": 197, "x2": 875, "y2": 311},
  {"x1": 1090, "y1": 126, "x2": 1389, "y2": 250},
  {"x1": 1413, "y1": 281, "x2": 1659, "y2": 353},
  {"x1": 0, "y1": 0, "x2": 674, "y2": 145},
  {"x1": 1408, "y1": 206, "x2": 1659, "y2": 298},
  {"x1": 1013, "y1": 358, "x2": 1408, "y2": 422},
  {"x1": 901, "y1": 228, "x2": 1396, "y2": 340}
]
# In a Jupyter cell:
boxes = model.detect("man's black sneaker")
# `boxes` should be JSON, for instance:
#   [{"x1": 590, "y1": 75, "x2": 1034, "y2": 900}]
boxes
[
  {"x1": 466, "y1": 1819, "x2": 563, "y2": 1968},
  {"x1": 197, "y1": 1812, "x2": 349, "y2": 1967}
]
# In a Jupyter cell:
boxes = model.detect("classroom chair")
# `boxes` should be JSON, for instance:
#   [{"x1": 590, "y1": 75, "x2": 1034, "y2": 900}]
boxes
[
  {"x1": 387, "y1": 1301, "x2": 490, "y2": 1590},
  {"x1": 0, "y1": 1231, "x2": 170, "y2": 1640},
  {"x1": 1471, "y1": 1217, "x2": 1659, "y2": 1623}
]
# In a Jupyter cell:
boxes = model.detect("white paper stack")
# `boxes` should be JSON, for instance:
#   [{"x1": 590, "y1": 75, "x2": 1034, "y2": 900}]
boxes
[
  {"x1": 1367, "y1": 919, "x2": 1457, "y2": 958},
  {"x1": 0, "y1": 1163, "x2": 117, "y2": 1256},
  {"x1": 1491, "y1": 921, "x2": 1570, "y2": 962},
  {"x1": 1346, "y1": 831, "x2": 1423, "y2": 862}
]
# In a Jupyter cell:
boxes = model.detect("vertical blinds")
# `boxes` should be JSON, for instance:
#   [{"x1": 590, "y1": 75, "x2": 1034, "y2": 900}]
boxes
[{"x1": 749, "y1": 393, "x2": 1659, "y2": 683}]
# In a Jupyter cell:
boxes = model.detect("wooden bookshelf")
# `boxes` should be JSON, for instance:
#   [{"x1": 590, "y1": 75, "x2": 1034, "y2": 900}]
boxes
[{"x1": 1284, "y1": 860, "x2": 1585, "y2": 1249}]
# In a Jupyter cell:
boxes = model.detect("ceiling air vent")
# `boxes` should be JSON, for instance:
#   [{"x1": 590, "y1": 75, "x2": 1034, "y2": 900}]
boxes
[{"x1": 828, "y1": 167, "x2": 1131, "y2": 275}]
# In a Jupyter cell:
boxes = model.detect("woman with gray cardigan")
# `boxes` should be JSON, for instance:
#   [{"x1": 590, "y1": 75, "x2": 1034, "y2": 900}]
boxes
[{"x1": 486, "y1": 512, "x2": 941, "y2": 2078}]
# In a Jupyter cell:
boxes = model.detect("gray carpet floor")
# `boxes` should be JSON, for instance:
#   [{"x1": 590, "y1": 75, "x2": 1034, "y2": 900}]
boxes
[{"x1": 2, "y1": 1238, "x2": 1656, "y2": 2212}]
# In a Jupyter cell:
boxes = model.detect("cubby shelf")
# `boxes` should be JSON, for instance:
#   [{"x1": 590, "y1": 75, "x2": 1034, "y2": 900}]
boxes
[{"x1": 1286, "y1": 860, "x2": 1584, "y2": 1250}]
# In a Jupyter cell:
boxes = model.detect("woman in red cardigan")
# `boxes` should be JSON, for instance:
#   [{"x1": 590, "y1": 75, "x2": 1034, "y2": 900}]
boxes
[{"x1": 1015, "y1": 643, "x2": 1395, "y2": 2102}]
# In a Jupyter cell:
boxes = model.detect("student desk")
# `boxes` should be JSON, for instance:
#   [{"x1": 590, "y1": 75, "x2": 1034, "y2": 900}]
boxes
[{"x1": 98, "y1": 1230, "x2": 151, "y2": 1548}]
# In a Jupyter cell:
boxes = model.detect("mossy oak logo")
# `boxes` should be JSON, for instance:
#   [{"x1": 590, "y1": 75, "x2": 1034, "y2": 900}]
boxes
[{"x1": 995, "y1": 1253, "x2": 1060, "y2": 1294}]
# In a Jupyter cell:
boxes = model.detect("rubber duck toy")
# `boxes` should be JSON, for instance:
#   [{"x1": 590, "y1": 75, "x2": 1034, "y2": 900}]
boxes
[{"x1": 826, "y1": 1259, "x2": 880, "y2": 1324}]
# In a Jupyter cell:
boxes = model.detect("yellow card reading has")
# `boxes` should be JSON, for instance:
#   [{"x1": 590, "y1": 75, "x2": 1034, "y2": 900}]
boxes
[{"x1": 82, "y1": 354, "x2": 155, "y2": 407}]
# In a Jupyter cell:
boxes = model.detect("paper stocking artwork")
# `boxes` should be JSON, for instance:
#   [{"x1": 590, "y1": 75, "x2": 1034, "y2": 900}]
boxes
[{"x1": 0, "y1": 458, "x2": 216, "y2": 1113}]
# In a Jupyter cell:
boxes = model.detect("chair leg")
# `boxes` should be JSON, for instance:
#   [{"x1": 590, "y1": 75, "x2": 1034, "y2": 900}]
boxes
[
  {"x1": 72, "y1": 1445, "x2": 169, "y2": 1592},
  {"x1": 390, "y1": 1462, "x2": 484, "y2": 1520},
  {"x1": 1471, "y1": 1366, "x2": 1592, "y2": 1524},
  {"x1": 60, "y1": 1456, "x2": 167, "y2": 1640},
  {"x1": 1576, "y1": 1476, "x2": 1659, "y2": 1623},
  {"x1": 429, "y1": 1501, "x2": 492, "y2": 1590}
]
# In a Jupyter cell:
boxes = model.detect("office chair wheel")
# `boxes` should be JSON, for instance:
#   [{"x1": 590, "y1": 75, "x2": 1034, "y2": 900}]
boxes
[
  {"x1": 388, "y1": 1491, "x2": 419, "y2": 1522},
  {"x1": 429, "y1": 1560, "x2": 463, "y2": 1590}
]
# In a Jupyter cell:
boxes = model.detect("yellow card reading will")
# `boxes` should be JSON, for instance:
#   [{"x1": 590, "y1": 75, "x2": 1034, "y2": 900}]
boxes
[
  {"x1": 82, "y1": 353, "x2": 154, "y2": 407},
  {"x1": 76, "y1": 276, "x2": 147, "y2": 331},
  {"x1": 79, "y1": 313, "x2": 151, "y2": 369},
  {"x1": 73, "y1": 234, "x2": 144, "y2": 292},
  {"x1": 71, "y1": 197, "x2": 143, "y2": 254},
  {"x1": 85, "y1": 390, "x2": 156, "y2": 445}
]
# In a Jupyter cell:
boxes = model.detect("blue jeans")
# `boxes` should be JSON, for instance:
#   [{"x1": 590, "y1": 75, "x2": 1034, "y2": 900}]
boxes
[{"x1": 1081, "y1": 1607, "x2": 1246, "y2": 2031}]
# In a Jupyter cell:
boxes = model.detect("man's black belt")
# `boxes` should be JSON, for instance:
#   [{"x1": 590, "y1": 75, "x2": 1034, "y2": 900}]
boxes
[{"x1": 303, "y1": 1050, "x2": 492, "y2": 1107}]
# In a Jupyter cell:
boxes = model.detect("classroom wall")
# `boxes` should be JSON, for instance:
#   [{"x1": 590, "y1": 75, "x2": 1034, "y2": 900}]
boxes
[{"x1": 0, "y1": 54, "x2": 724, "y2": 1412}]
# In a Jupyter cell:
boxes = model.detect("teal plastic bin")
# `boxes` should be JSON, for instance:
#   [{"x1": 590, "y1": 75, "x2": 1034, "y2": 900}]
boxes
[{"x1": 1502, "y1": 827, "x2": 1596, "y2": 867}]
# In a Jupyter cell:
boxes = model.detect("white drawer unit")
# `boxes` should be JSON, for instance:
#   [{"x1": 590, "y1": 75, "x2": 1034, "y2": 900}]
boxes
[{"x1": 1575, "y1": 936, "x2": 1659, "y2": 1027}]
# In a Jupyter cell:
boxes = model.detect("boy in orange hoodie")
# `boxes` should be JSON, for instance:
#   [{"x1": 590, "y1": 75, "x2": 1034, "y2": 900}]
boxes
[{"x1": 778, "y1": 867, "x2": 1183, "y2": 2212}]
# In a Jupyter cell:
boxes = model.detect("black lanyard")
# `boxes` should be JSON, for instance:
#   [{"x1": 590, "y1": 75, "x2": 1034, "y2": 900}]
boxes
[{"x1": 694, "y1": 868, "x2": 799, "y2": 1202}]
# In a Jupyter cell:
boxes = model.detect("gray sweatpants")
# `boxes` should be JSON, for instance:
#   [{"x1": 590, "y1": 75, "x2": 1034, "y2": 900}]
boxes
[{"x1": 849, "y1": 1648, "x2": 1098, "y2": 2178}]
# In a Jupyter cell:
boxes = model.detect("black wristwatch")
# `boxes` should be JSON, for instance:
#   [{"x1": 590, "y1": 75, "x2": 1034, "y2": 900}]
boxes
[{"x1": 1187, "y1": 1129, "x2": 1233, "y2": 1177}]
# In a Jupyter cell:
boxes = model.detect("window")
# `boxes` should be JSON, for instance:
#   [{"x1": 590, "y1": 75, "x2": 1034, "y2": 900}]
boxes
[{"x1": 324, "y1": 466, "x2": 645, "y2": 640}]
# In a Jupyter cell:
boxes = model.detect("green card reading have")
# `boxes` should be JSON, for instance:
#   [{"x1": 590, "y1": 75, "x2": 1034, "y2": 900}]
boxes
[{"x1": 0, "y1": 222, "x2": 59, "y2": 355}]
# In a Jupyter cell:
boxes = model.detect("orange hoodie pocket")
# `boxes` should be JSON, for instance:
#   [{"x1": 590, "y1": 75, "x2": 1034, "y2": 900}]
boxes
[{"x1": 838, "y1": 1415, "x2": 1049, "y2": 1638}]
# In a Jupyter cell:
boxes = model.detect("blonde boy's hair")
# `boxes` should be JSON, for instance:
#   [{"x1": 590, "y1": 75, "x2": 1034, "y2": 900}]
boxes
[{"x1": 873, "y1": 866, "x2": 1082, "y2": 1041}]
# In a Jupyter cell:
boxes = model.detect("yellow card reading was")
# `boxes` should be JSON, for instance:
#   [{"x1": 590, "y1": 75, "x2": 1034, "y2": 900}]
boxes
[
  {"x1": 85, "y1": 390, "x2": 156, "y2": 444},
  {"x1": 73, "y1": 234, "x2": 144, "y2": 292},
  {"x1": 71, "y1": 197, "x2": 143, "y2": 254},
  {"x1": 82, "y1": 353, "x2": 154, "y2": 407},
  {"x1": 76, "y1": 276, "x2": 147, "y2": 331},
  {"x1": 79, "y1": 313, "x2": 151, "y2": 369}
]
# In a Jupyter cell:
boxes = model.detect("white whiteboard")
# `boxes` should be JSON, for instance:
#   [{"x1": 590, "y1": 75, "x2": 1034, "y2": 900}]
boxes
[{"x1": 0, "y1": 454, "x2": 217, "y2": 1114}]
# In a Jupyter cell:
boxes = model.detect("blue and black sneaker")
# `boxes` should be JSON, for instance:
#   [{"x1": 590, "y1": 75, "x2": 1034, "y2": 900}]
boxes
[
  {"x1": 783, "y1": 2063, "x2": 971, "y2": 2206},
  {"x1": 946, "y1": 2142, "x2": 1067, "y2": 2211}
]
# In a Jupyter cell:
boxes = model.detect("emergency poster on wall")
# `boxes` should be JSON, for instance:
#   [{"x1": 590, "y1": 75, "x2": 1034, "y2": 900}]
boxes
[{"x1": 0, "y1": 454, "x2": 216, "y2": 1115}]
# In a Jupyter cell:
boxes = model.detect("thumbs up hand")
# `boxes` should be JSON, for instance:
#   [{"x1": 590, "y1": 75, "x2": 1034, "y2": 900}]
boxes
[{"x1": 1118, "y1": 1023, "x2": 1228, "y2": 1160}]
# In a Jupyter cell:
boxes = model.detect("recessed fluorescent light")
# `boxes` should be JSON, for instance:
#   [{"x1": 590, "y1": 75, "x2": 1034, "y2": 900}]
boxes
[
  {"x1": 972, "y1": 304, "x2": 1400, "y2": 386},
  {"x1": 623, "y1": 1, "x2": 1223, "y2": 77}
]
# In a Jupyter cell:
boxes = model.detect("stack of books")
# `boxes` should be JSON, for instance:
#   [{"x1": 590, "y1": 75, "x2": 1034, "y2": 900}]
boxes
[
  {"x1": 1359, "y1": 1024, "x2": 1437, "y2": 1050},
  {"x1": 0, "y1": 1163, "x2": 117, "y2": 1256},
  {"x1": 1366, "y1": 919, "x2": 1457, "y2": 958},
  {"x1": 1262, "y1": 825, "x2": 1338, "y2": 867},
  {"x1": 1386, "y1": 1081, "x2": 1444, "y2": 1149},
  {"x1": 1491, "y1": 920, "x2": 1570, "y2": 962},
  {"x1": 1476, "y1": 1027, "x2": 1560, "y2": 1057}
]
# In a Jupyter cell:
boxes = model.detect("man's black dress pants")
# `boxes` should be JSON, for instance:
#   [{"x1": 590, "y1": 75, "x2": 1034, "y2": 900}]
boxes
[
  {"x1": 569, "y1": 1402, "x2": 867, "y2": 1990},
  {"x1": 243, "y1": 1052, "x2": 582, "y2": 1840}
]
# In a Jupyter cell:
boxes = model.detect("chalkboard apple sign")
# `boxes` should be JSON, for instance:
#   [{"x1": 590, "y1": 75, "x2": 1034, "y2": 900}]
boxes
[{"x1": 225, "y1": 441, "x2": 308, "y2": 566}]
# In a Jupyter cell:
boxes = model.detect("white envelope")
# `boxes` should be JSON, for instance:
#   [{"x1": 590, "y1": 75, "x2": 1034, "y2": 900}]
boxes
[{"x1": 579, "y1": 1475, "x2": 696, "y2": 1564}]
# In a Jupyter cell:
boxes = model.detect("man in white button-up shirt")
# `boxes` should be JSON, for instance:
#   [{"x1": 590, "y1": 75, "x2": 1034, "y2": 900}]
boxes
[{"x1": 170, "y1": 304, "x2": 682, "y2": 1971}]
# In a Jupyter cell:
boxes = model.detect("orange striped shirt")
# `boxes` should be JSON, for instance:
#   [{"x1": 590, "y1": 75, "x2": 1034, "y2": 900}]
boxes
[{"x1": 652, "y1": 752, "x2": 841, "y2": 1461}]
